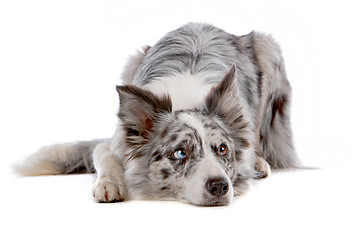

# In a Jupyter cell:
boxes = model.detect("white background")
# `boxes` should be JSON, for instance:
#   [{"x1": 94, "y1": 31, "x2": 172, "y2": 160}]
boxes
[{"x1": 1, "y1": 0, "x2": 359, "y2": 239}]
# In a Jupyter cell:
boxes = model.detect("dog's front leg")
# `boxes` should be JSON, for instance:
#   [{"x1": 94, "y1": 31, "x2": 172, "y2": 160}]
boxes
[
  {"x1": 255, "y1": 156, "x2": 271, "y2": 179},
  {"x1": 92, "y1": 141, "x2": 127, "y2": 202}
]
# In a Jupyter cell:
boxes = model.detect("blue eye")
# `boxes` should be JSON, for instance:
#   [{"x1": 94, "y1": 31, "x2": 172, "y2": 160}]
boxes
[{"x1": 173, "y1": 148, "x2": 187, "y2": 160}]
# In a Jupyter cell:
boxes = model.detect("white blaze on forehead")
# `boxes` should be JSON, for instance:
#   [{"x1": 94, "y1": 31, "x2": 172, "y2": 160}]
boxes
[
  {"x1": 177, "y1": 112, "x2": 206, "y2": 140},
  {"x1": 142, "y1": 71, "x2": 217, "y2": 111},
  {"x1": 177, "y1": 112, "x2": 232, "y2": 178}
]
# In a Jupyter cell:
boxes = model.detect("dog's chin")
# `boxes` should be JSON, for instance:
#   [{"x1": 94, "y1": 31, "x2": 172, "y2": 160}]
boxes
[
  {"x1": 199, "y1": 195, "x2": 232, "y2": 207},
  {"x1": 185, "y1": 194, "x2": 233, "y2": 207},
  {"x1": 198, "y1": 200, "x2": 231, "y2": 207},
  {"x1": 180, "y1": 194, "x2": 232, "y2": 206}
]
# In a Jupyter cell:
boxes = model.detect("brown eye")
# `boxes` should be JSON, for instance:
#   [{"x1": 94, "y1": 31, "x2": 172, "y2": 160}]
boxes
[{"x1": 217, "y1": 144, "x2": 228, "y2": 156}]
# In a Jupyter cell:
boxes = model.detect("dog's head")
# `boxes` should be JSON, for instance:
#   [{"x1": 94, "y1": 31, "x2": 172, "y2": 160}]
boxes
[{"x1": 116, "y1": 66, "x2": 256, "y2": 206}]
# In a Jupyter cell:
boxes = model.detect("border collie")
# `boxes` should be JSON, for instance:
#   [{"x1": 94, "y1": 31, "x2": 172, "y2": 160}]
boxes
[{"x1": 15, "y1": 23, "x2": 299, "y2": 206}]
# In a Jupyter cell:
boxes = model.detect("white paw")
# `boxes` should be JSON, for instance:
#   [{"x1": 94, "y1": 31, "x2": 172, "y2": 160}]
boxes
[
  {"x1": 92, "y1": 177, "x2": 126, "y2": 203},
  {"x1": 255, "y1": 157, "x2": 271, "y2": 179}
]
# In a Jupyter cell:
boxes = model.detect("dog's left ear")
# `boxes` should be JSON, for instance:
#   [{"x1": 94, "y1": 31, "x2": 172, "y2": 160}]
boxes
[
  {"x1": 116, "y1": 85, "x2": 172, "y2": 144},
  {"x1": 205, "y1": 66, "x2": 249, "y2": 132}
]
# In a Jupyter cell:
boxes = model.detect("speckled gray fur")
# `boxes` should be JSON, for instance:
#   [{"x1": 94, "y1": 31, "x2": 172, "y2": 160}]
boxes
[{"x1": 16, "y1": 23, "x2": 299, "y2": 206}]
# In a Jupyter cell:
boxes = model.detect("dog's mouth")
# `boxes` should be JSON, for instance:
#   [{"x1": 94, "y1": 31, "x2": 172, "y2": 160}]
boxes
[{"x1": 180, "y1": 174, "x2": 234, "y2": 207}]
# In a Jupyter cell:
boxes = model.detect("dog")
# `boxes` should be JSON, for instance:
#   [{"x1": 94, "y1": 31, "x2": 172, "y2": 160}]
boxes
[{"x1": 14, "y1": 23, "x2": 299, "y2": 206}]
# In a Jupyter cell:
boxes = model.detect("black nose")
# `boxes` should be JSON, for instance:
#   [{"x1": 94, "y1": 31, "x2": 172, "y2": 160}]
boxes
[{"x1": 205, "y1": 177, "x2": 229, "y2": 196}]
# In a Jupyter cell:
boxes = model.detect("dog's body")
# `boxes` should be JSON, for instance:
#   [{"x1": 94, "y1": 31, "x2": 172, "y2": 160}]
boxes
[{"x1": 15, "y1": 23, "x2": 299, "y2": 206}]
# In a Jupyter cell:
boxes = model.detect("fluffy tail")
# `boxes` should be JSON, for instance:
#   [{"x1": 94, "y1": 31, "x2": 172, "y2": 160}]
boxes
[{"x1": 13, "y1": 140, "x2": 104, "y2": 176}]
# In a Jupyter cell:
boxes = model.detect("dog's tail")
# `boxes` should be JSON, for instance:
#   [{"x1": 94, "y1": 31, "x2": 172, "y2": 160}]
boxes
[{"x1": 13, "y1": 140, "x2": 104, "y2": 176}]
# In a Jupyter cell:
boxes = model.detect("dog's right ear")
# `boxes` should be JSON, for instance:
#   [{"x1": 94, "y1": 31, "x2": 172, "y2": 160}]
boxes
[
  {"x1": 205, "y1": 65, "x2": 242, "y2": 121},
  {"x1": 116, "y1": 85, "x2": 172, "y2": 144},
  {"x1": 205, "y1": 66, "x2": 250, "y2": 147}
]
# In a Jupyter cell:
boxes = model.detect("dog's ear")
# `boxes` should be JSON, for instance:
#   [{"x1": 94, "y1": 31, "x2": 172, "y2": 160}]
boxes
[
  {"x1": 205, "y1": 66, "x2": 249, "y2": 135},
  {"x1": 116, "y1": 85, "x2": 172, "y2": 144}
]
